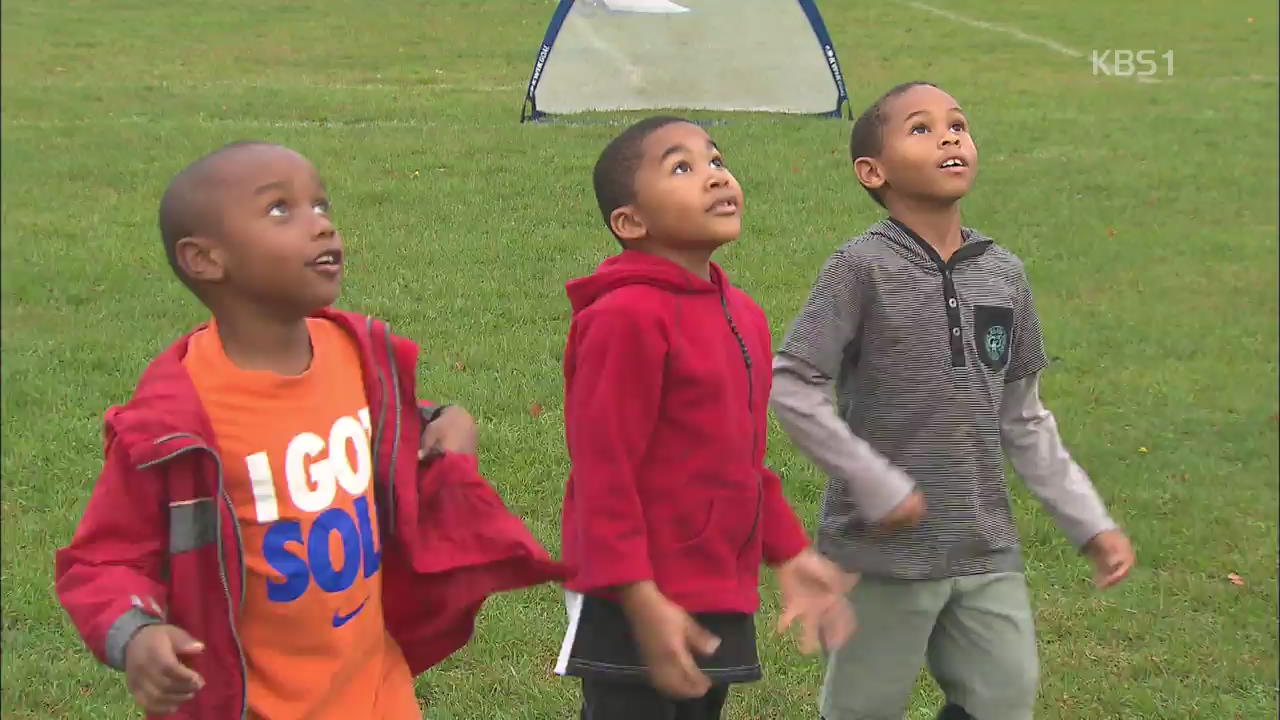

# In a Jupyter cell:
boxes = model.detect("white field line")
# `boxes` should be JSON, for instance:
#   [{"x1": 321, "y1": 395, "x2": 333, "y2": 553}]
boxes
[
  {"x1": 2, "y1": 116, "x2": 438, "y2": 129},
  {"x1": 901, "y1": 1, "x2": 1166, "y2": 84},
  {"x1": 1204, "y1": 74, "x2": 1280, "y2": 83},
  {"x1": 902, "y1": 1, "x2": 1084, "y2": 58}
]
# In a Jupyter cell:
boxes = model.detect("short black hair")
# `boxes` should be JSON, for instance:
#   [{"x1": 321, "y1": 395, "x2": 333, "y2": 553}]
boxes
[
  {"x1": 157, "y1": 140, "x2": 275, "y2": 288},
  {"x1": 592, "y1": 115, "x2": 692, "y2": 243},
  {"x1": 849, "y1": 81, "x2": 938, "y2": 208}
]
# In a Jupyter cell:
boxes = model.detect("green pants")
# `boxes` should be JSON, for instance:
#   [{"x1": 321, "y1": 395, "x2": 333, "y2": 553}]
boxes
[{"x1": 820, "y1": 572, "x2": 1039, "y2": 720}]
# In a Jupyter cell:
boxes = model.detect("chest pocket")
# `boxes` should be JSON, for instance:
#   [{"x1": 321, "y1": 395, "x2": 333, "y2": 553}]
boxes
[{"x1": 973, "y1": 304, "x2": 1014, "y2": 371}]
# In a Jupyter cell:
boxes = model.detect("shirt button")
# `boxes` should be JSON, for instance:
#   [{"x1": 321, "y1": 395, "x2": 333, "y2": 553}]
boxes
[
  {"x1": 952, "y1": 327, "x2": 961, "y2": 336},
  {"x1": 948, "y1": 298, "x2": 958, "y2": 308}
]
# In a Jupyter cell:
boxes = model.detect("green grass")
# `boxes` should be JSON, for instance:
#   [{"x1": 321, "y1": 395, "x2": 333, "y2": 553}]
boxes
[{"x1": 2, "y1": 0, "x2": 1277, "y2": 717}]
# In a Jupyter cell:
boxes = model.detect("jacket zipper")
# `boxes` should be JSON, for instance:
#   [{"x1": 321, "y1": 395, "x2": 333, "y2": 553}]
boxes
[
  {"x1": 719, "y1": 292, "x2": 763, "y2": 555},
  {"x1": 381, "y1": 320, "x2": 403, "y2": 535},
  {"x1": 140, "y1": 439, "x2": 249, "y2": 720}
]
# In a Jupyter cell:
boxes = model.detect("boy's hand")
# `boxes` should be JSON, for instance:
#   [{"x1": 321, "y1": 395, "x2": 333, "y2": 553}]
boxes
[
  {"x1": 876, "y1": 490, "x2": 926, "y2": 532},
  {"x1": 619, "y1": 581, "x2": 721, "y2": 699},
  {"x1": 419, "y1": 405, "x2": 478, "y2": 459},
  {"x1": 775, "y1": 548, "x2": 858, "y2": 654},
  {"x1": 1084, "y1": 529, "x2": 1135, "y2": 589},
  {"x1": 124, "y1": 624, "x2": 206, "y2": 715}
]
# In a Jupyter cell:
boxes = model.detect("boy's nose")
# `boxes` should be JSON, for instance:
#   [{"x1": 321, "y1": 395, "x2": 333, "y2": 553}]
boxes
[{"x1": 314, "y1": 213, "x2": 337, "y2": 238}]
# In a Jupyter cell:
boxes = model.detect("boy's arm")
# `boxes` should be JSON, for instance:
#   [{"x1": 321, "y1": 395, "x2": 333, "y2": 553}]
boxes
[
  {"x1": 770, "y1": 356, "x2": 916, "y2": 523},
  {"x1": 1000, "y1": 373, "x2": 1116, "y2": 548},
  {"x1": 565, "y1": 304, "x2": 667, "y2": 593},
  {"x1": 1003, "y1": 264, "x2": 1117, "y2": 548},
  {"x1": 751, "y1": 310, "x2": 814, "y2": 564},
  {"x1": 770, "y1": 249, "x2": 915, "y2": 522},
  {"x1": 54, "y1": 433, "x2": 170, "y2": 671},
  {"x1": 758, "y1": 465, "x2": 810, "y2": 564}
]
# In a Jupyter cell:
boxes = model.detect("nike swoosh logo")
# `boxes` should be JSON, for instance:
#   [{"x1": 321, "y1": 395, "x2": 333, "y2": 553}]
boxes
[{"x1": 332, "y1": 598, "x2": 368, "y2": 628}]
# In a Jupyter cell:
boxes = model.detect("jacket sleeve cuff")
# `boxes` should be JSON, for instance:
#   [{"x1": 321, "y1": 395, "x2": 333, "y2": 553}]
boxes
[
  {"x1": 769, "y1": 358, "x2": 915, "y2": 523},
  {"x1": 1071, "y1": 519, "x2": 1120, "y2": 552},
  {"x1": 104, "y1": 607, "x2": 163, "y2": 671},
  {"x1": 858, "y1": 475, "x2": 915, "y2": 524},
  {"x1": 760, "y1": 472, "x2": 813, "y2": 566},
  {"x1": 763, "y1": 528, "x2": 810, "y2": 566}
]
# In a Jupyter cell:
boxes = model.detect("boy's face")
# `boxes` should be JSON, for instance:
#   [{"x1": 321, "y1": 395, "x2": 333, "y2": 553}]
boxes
[
  {"x1": 857, "y1": 85, "x2": 978, "y2": 206},
  {"x1": 185, "y1": 146, "x2": 343, "y2": 315},
  {"x1": 617, "y1": 122, "x2": 744, "y2": 250}
]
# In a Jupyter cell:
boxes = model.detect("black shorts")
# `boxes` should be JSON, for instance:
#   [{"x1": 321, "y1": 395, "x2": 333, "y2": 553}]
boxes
[{"x1": 556, "y1": 592, "x2": 762, "y2": 685}]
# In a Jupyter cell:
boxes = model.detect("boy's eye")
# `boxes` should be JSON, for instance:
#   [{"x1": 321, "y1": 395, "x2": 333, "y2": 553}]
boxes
[
  {"x1": 313, "y1": 199, "x2": 330, "y2": 215},
  {"x1": 910, "y1": 124, "x2": 929, "y2": 135},
  {"x1": 951, "y1": 122, "x2": 967, "y2": 133},
  {"x1": 672, "y1": 161, "x2": 692, "y2": 174},
  {"x1": 267, "y1": 201, "x2": 289, "y2": 217},
  {"x1": 710, "y1": 156, "x2": 726, "y2": 169}
]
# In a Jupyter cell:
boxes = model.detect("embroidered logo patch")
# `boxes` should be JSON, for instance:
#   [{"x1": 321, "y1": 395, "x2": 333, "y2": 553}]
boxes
[{"x1": 973, "y1": 305, "x2": 1014, "y2": 371}]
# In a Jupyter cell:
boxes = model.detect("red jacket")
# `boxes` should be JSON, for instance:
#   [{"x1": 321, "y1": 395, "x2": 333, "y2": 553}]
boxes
[
  {"x1": 54, "y1": 309, "x2": 565, "y2": 720},
  {"x1": 561, "y1": 251, "x2": 810, "y2": 614}
]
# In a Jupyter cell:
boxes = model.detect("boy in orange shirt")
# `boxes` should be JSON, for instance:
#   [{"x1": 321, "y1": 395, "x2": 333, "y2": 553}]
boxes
[{"x1": 55, "y1": 141, "x2": 564, "y2": 719}]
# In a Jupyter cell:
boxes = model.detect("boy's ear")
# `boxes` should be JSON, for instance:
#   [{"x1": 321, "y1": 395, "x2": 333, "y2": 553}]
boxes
[
  {"x1": 175, "y1": 236, "x2": 227, "y2": 284},
  {"x1": 853, "y1": 156, "x2": 887, "y2": 194},
  {"x1": 609, "y1": 205, "x2": 647, "y2": 244}
]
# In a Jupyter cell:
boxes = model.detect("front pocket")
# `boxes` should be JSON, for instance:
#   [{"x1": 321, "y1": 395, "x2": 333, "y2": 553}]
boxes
[
  {"x1": 673, "y1": 499, "x2": 719, "y2": 548},
  {"x1": 973, "y1": 305, "x2": 1014, "y2": 371}
]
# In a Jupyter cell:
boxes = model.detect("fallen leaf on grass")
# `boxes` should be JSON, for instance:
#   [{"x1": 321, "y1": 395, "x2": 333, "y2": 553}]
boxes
[
  {"x1": 1227, "y1": 573, "x2": 1245, "y2": 586},
  {"x1": 1106, "y1": 227, "x2": 1117, "y2": 238},
  {"x1": 1137, "y1": 446, "x2": 1149, "y2": 454},
  {"x1": 530, "y1": 403, "x2": 544, "y2": 418},
  {"x1": 452, "y1": 361, "x2": 465, "y2": 371}
]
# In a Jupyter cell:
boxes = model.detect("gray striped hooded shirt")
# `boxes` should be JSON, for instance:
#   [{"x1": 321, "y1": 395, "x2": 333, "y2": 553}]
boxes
[{"x1": 772, "y1": 218, "x2": 1115, "y2": 579}]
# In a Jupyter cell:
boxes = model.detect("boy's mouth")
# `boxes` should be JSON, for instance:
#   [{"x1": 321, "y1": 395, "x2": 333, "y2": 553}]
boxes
[
  {"x1": 308, "y1": 249, "x2": 344, "y2": 272},
  {"x1": 706, "y1": 197, "x2": 741, "y2": 215},
  {"x1": 939, "y1": 157, "x2": 968, "y2": 170}
]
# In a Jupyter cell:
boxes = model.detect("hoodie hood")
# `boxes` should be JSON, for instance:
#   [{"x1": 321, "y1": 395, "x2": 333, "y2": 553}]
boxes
[
  {"x1": 869, "y1": 217, "x2": 993, "y2": 273},
  {"x1": 566, "y1": 250, "x2": 726, "y2": 315}
]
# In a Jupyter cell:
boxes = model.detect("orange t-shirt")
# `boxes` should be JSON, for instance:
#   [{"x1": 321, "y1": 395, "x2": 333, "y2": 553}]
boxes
[{"x1": 185, "y1": 318, "x2": 419, "y2": 720}]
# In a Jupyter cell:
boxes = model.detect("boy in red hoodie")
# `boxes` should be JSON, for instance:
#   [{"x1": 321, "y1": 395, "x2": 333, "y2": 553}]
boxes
[
  {"x1": 555, "y1": 116, "x2": 857, "y2": 720},
  {"x1": 54, "y1": 141, "x2": 564, "y2": 719}
]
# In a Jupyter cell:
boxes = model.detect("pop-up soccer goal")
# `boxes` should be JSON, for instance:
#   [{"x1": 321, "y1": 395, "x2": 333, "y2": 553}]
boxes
[{"x1": 521, "y1": 0, "x2": 849, "y2": 121}]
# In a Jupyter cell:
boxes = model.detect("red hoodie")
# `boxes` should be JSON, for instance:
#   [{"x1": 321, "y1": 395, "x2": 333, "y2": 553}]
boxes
[
  {"x1": 561, "y1": 251, "x2": 810, "y2": 615},
  {"x1": 54, "y1": 309, "x2": 565, "y2": 720}
]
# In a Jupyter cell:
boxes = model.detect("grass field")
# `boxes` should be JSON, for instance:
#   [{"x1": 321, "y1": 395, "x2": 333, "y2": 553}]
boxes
[{"x1": 2, "y1": 0, "x2": 1277, "y2": 718}]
